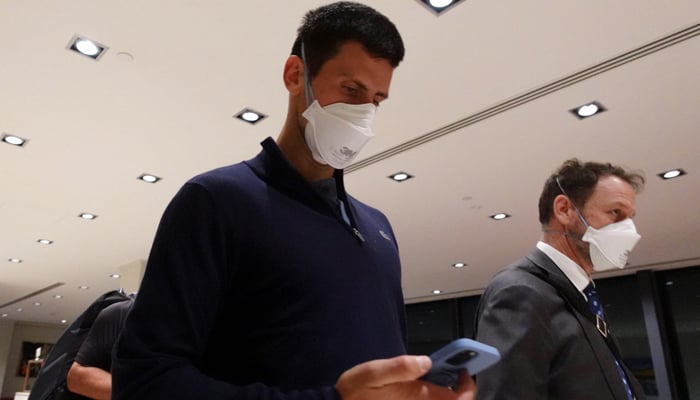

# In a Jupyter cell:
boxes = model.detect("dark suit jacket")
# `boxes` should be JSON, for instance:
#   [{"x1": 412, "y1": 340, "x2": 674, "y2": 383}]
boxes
[{"x1": 474, "y1": 248, "x2": 646, "y2": 400}]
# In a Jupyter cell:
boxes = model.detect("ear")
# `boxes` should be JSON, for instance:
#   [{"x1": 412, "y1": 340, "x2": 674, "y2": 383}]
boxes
[
  {"x1": 283, "y1": 55, "x2": 304, "y2": 96},
  {"x1": 552, "y1": 194, "x2": 577, "y2": 226}
]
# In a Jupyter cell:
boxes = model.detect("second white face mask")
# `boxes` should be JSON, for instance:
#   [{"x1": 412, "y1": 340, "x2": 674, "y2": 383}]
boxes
[
  {"x1": 302, "y1": 100, "x2": 376, "y2": 169},
  {"x1": 582, "y1": 218, "x2": 641, "y2": 271}
]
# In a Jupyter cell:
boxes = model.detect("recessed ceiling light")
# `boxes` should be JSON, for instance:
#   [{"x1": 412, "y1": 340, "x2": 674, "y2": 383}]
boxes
[
  {"x1": 431, "y1": 289, "x2": 442, "y2": 295},
  {"x1": 452, "y1": 262, "x2": 467, "y2": 268},
  {"x1": 67, "y1": 34, "x2": 108, "y2": 60},
  {"x1": 1, "y1": 314, "x2": 8, "y2": 318},
  {"x1": 110, "y1": 274, "x2": 121, "y2": 279},
  {"x1": 16, "y1": 308, "x2": 23, "y2": 312},
  {"x1": 34, "y1": 302, "x2": 41, "y2": 306},
  {"x1": 37, "y1": 239, "x2": 53, "y2": 245},
  {"x1": 418, "y1": 0, "x2": 464, "y2": 14},
  {"x1": 61, "y1": 319, "x2": 67, "y2": 324},
  {"x1": 235, "y1": 108, "x2": 267, "y2": 125},
  {"x1": 8, "y1": 258, "x2": 22, "y2": 263},
  {"x1": 1, "y1": 133, "x2": 27, "y2": 147},
  {"x1": 389, "y1": 172, "x2": 414, "y2": 182},
  {"x1": 79, "y1": 213, "x2": 98, "y2": 220},
  {"x1": 78, "y1": 285, "x2": 90, "y2": 290},
  {"x1": 658, "y1": 168, "x2": 686, "y2": 180},
  {"x1": 570, "y1": 101, "x2": 607, "y2": 119},
  {"x1": 138, "y1": 173, "x2": 161, "y2": 183},
  {"x1": 54, "y1": 295, "x2": 63, "y2": 299},
  {"x1": 490, "y1": 213, "x2": 511, "y2": 220}
]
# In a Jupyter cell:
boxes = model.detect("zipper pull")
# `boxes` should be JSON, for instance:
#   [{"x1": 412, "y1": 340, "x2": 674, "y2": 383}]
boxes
[{"x1": 353, "y1": 227, "x2": 366, "y2": 242}]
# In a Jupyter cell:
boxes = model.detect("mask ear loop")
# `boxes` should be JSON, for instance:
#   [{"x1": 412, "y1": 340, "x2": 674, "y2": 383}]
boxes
[
  {"x1": 555, "y1": 176, "x2": 590, "y2": 228},
  {"x1": 300, "y1": 42, "x2": 315, "y2": 107}
]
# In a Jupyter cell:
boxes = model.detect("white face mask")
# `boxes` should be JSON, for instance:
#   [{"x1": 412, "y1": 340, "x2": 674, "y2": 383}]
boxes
[
  {"x1": 303, "y1": 100, "x2": 376, "y2": 169},
  {"x1": 581, "y1": 218, "x2": 641, "y2": 271},
  {"x1": 300, "y1": 42, "x2": 377, "y2": 169}
]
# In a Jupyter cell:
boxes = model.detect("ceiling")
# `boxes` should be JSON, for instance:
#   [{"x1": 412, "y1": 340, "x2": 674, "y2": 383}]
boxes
[{"x1": 1, "y1": 1, "x2": 699, "y2": 327}]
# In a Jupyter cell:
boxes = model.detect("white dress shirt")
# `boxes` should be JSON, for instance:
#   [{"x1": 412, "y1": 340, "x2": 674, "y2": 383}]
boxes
[{"x1": 536, "y1": 241, "x2": 591, "y2": 300}]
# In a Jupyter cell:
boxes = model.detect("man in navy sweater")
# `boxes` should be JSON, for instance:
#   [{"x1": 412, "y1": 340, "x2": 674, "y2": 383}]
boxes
[{"x1": 112, "y1": 2, "x2": 475, "y2": 400}]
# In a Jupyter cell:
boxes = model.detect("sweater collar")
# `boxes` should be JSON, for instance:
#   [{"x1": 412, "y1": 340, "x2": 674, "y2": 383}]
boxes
[{"x1": 245, "y1": 137, "x2": 350, "y2": 210}]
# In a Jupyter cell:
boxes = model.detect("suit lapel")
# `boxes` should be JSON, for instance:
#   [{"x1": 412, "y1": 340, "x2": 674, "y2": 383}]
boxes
[{"x1": 524, "y1": 249, "x2": 637, "y2": 400}]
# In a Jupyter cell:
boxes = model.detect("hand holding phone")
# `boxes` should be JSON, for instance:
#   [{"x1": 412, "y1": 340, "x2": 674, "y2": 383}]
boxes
[{"x1": 420, "y1": 338, "x2": 501, "y2": 387}]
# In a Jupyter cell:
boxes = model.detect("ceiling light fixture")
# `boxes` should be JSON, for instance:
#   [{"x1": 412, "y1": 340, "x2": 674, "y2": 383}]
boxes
[
  {"x1": 490, "y1": 213, "x2": 510, "y2": 220},
  {"x1": 54, "y1": 295, "x2": 63, "y2": 299},
  {"x1": 1, "y1": 133, "x2": 27, "y2": 147},
  {"x1": 1, "y1": 314, "x2": 7, "y2": 318},
  {"x1": 658, "y1": 168, "x2": 686, "y2": 180},
  {"x1": 8, "y1": 258, "x2": 22, "y2": 263},
  {"x1": 235, "y1": 108, "x2": 267, "y2": 125},
  {"x1": 34, "y1": 302, "x2": 41, "y2": 306},
  {"x1": 432, "y1": 289, "x2": 442, "y2": 295},
  {"x1": 418, "y1": 0, "x2": 464, "y2": 15},
  {"x1": 38, "y1": 239, "x2": 53, "y2": 245},
  {"x1": 79, "y1": 213, "x2": 98, "y2": 220},
  {"x1": 110, "y1": 274, "x2": 121, "y2": 279},
  {"x1": 78, "y1": 285, "x2": 89, "y2": 290},
  {"x1": 452, "y1": 262, "x2": 467, "y2": 268},
  {"x1": 67, "y1": 34, "x2": 108, "y2": 60},
  {"x1": 389, "y1": 172, "x2": 414, "y2": 182},
  {"x1": 138, "y1": 173, "x2": 161, "y2": 183},
  {"x1": 570, "y1": 101, "x2": 607, "y2": 119},
  {"x1": 61, "y1": 319, "x2": 67, "y2": 324}
]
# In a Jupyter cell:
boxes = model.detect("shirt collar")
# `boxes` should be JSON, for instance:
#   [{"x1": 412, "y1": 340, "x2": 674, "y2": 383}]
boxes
[{"x1": 536, "y1": 241, "x2": 591, "y2": 297}]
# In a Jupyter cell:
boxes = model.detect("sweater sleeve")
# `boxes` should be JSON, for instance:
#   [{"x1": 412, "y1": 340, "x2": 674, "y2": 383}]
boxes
[
  {"x1": 474, "y1": 279, "x2": 555, "y2": 400},
  {"x1": 111, "y1": 182, "x2": 341, "y2": 400}
]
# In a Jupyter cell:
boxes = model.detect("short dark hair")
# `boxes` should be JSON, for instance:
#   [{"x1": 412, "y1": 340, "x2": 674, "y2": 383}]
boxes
[
  {"x1": 290, "y1": 1, "x2": 405, "y2": 79},
  {"x1": 538, "y1": 158, "x2": 645, "y2": 224}
]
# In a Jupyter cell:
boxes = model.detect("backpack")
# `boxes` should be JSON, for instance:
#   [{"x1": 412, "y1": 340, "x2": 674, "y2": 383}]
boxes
[{"x1": 28, "y1": 289, "x2": 131, "y2": 400}]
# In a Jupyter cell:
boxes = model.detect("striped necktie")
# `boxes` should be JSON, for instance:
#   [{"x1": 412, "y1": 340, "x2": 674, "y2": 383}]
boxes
[{"x1": 584, "y1": 282, "x2": 635, "y2": 400}]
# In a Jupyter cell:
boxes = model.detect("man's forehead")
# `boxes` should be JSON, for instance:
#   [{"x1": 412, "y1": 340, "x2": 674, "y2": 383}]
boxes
[{"x1": 589, "y1": 176, "x2": 637, "y2": 206}]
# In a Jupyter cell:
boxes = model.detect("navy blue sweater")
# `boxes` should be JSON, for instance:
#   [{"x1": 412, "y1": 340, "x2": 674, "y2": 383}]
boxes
[{"x1": 113, "y1": 138, "x2": 406, "y2": 400}]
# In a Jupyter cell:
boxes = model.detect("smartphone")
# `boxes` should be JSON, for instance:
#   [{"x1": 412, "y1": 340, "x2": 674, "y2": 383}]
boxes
[{"x1": 420, "y1": 338, "x2": 501, "y2": 387}]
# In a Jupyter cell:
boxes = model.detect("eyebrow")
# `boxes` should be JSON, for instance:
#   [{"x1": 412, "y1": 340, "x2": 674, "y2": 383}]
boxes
[
  {"x1": 353, "y1": 80, "x2": 389, "y2": 101},
  {"x1": 610, "y1": 200, "x2": 636, "y2": 217}
]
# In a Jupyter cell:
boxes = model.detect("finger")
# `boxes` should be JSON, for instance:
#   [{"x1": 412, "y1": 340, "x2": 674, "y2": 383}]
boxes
[
  {"x1": 339, "y1": 355, "x2": 432, "y2": 389},
  {"x1": 453, "y1": 371, "x2": 476, "y2": 399}
]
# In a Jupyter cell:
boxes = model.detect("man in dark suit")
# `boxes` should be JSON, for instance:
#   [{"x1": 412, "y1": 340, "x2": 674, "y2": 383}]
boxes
[{"x1": 475, "y1": 158, "x2": 647, "y2": 400}]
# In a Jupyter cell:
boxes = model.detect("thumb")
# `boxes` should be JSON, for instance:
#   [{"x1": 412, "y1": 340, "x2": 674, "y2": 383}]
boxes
[{"x1": 338, "y1": 355, "x2": 432, "y2": 390}]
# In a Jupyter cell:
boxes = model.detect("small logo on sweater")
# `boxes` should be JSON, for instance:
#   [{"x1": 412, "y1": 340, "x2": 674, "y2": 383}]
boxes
[{"x1": 379, "y1": 230, "x2": 392, "y2": 241}]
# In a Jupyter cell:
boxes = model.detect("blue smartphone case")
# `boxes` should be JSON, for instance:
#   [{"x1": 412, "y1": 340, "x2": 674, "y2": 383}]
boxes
[{"x1": 421, "y1": 338, "x2": 501, "y2": 387}]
